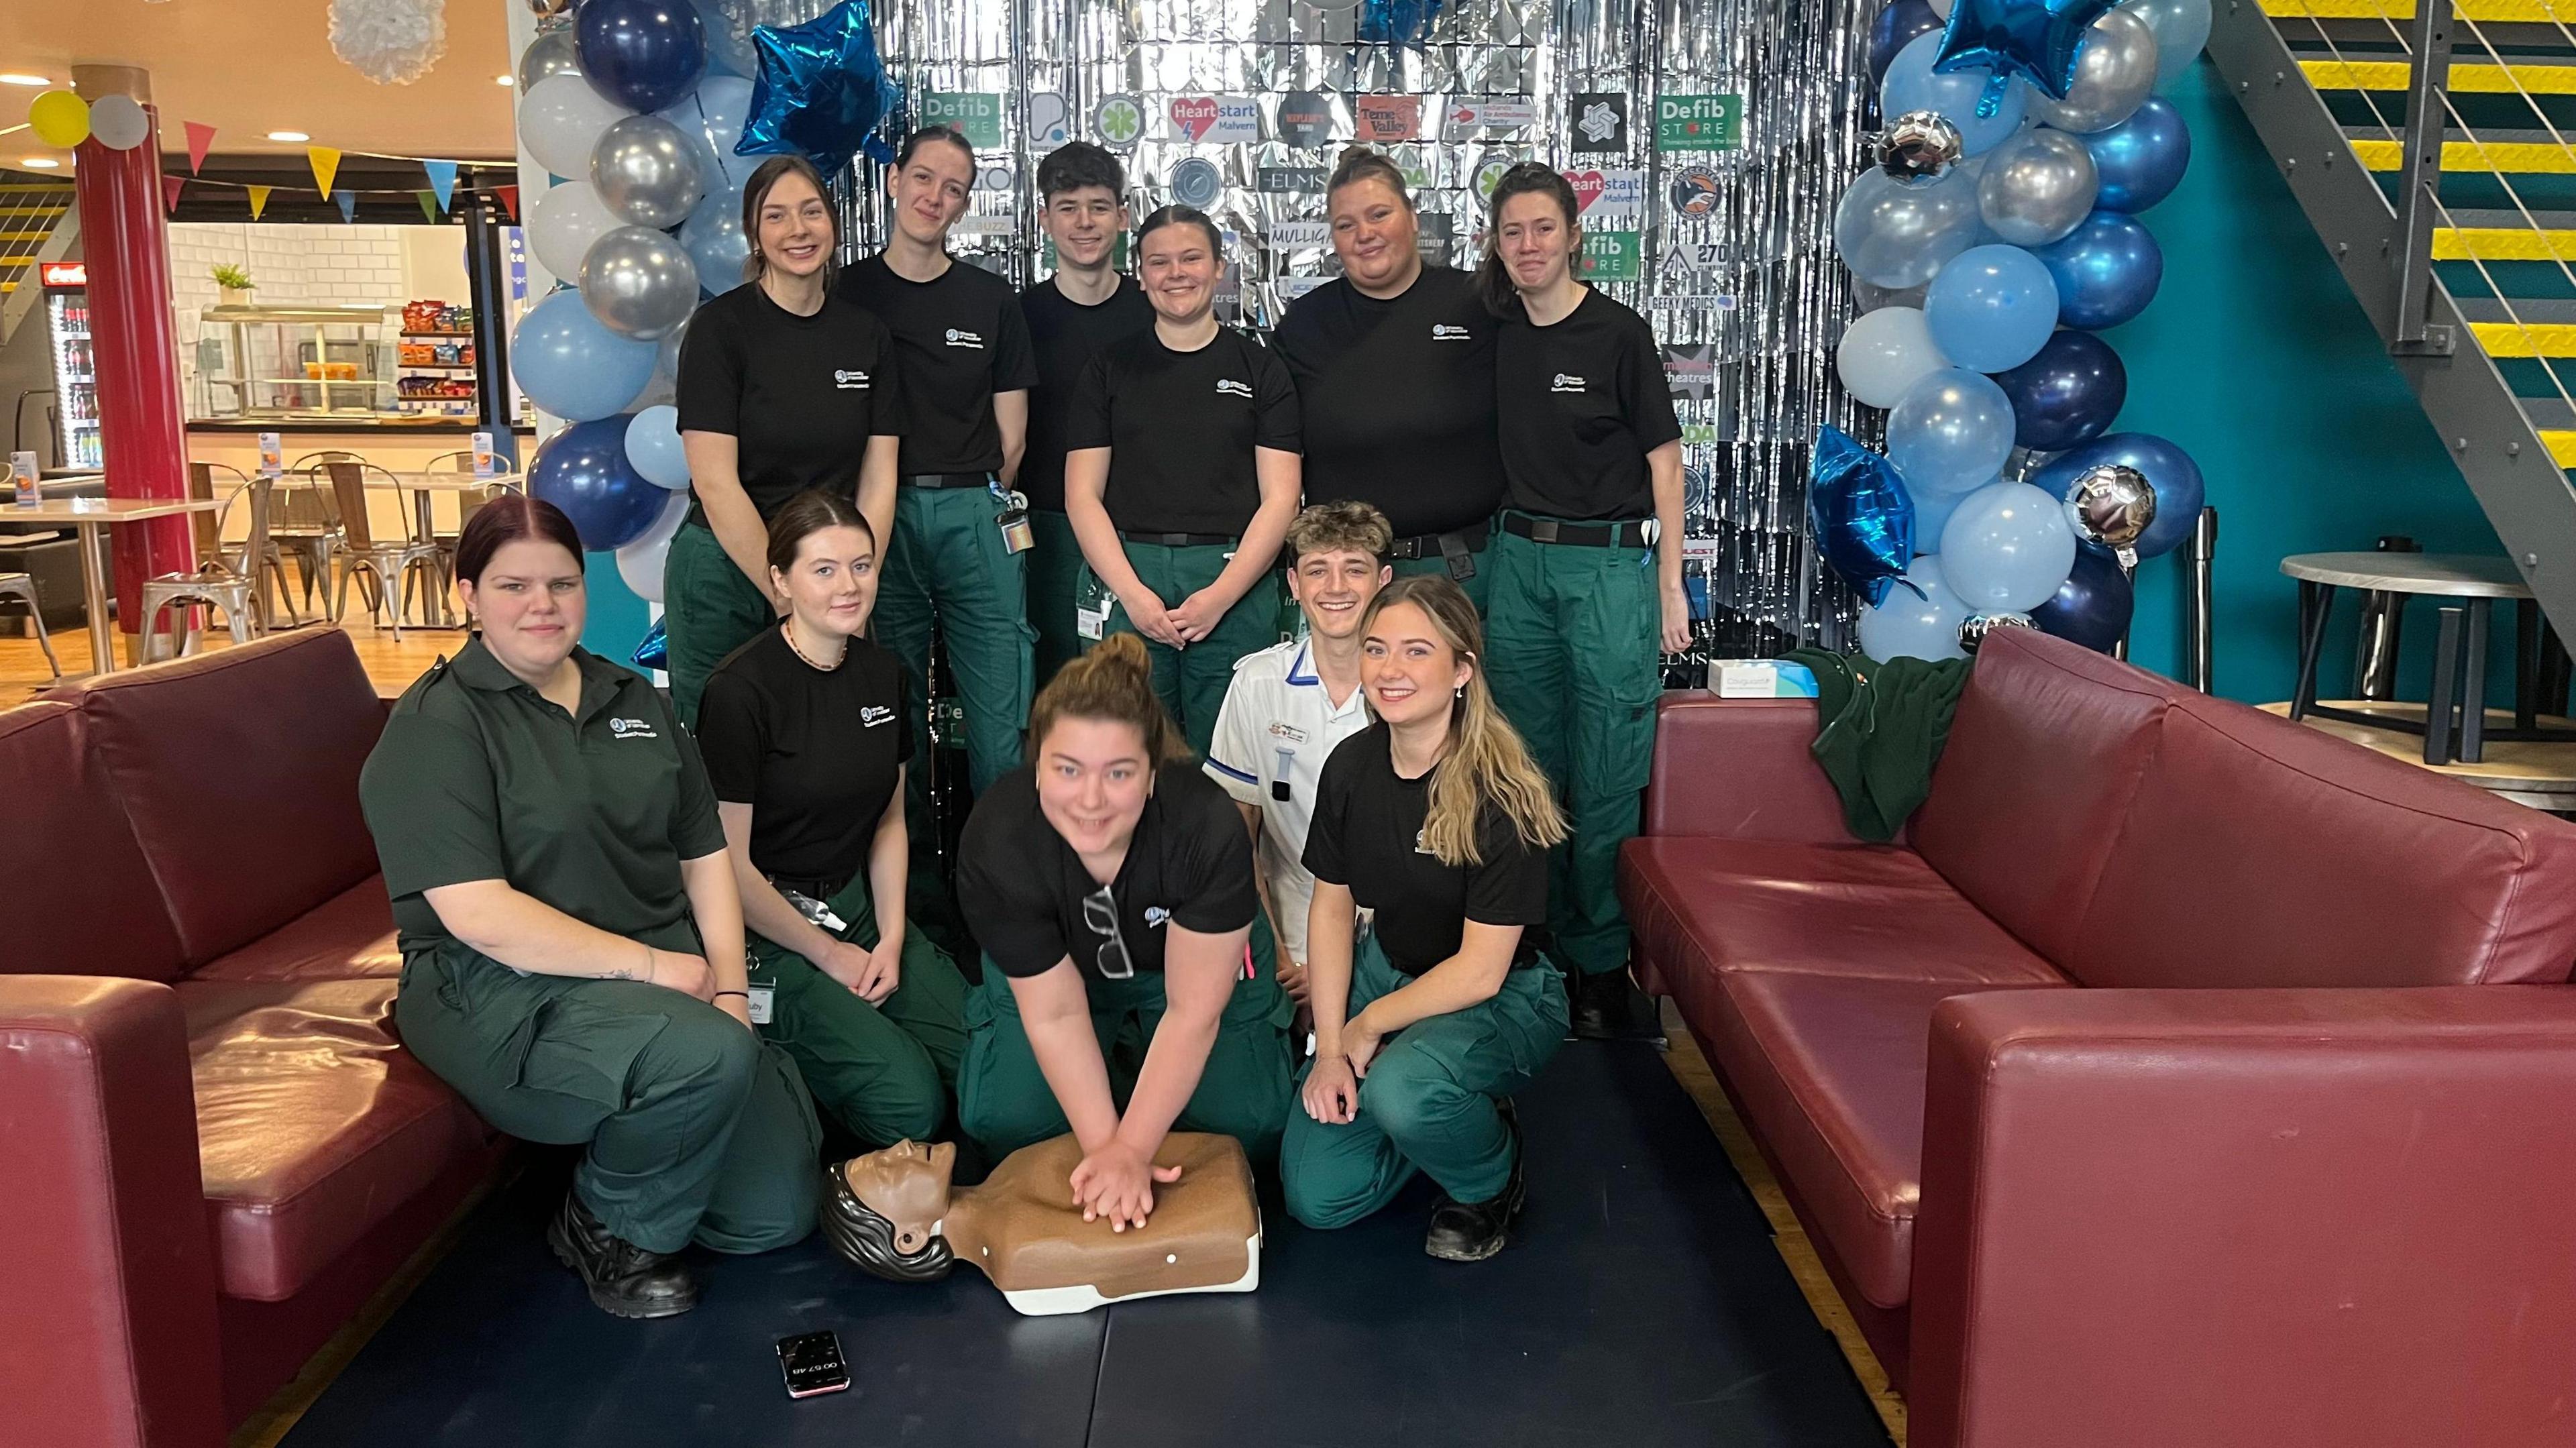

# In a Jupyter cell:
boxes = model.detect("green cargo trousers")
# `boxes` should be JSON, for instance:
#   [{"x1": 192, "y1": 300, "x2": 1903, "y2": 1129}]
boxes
[
  {"x1": 1481, "y1": 517, "x2": 1662, "y2": 977},
  {"x1": 1026, "y1": 507, "x2": 1086, "y2": 692},
  {"x1": 394, "y1": 944, "x2": 821, "y2": 1255},
  {"x1": 662, "y1": 520, "x2": 774, "y2": 731},
  {"x1": 957, "y1": 942, "x2": 1293, "y2": 1166},
  {"x1": 877, "y1": 484, "x2": 1036, "y2": 798},
  {"x1": 1081, "y1": 539, "x2": 1285, "y2": 759},
  {"x1": 746, "y1": 869, "x2": 969, "y2": 1148},
  {"x1": 1281, "y1": 935, "x2": 1566, "y2": 1227}
]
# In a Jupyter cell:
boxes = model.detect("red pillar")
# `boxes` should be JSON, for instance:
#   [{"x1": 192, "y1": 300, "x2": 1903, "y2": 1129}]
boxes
[{"x1": 71, "y1": 64, "x2": 193, "y2": 647}]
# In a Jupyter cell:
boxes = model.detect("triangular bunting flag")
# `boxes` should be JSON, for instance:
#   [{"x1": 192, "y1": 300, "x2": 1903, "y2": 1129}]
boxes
[
  {"x1": 417, "y1": 189, "x2": 439, "y2": 223},
  {"x1": 423, "y1": 160, "x2": 456, "y2": 213},
  {"x1": 308, "y1": 145, "x2": 341, "y2": 199},
  {"x1": 493, "y1": 184, "x2": 520, "y2": 221},
  {"x1": 333, "y1": 188, "x2": 358, "y2": 222},
  {"x1": 183, "y1": 121, "x2": 215, "y2": 174},
  {"x1": 162, "y1": 174, "x2": 186, "y2": 214},
  {"x1": 246, "y1": 184, "x2": 272, "y2": 220}
]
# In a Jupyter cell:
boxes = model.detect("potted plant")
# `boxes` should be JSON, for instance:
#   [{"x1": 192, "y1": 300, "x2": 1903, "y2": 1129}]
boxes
[{"x1": 212, "y1": 263, "x2": 254, "y2": 307}]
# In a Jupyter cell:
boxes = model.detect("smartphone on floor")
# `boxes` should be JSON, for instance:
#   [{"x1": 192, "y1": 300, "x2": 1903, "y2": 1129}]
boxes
[{"x1": 777, "y1": 1331, "x2": 851, "y2": 1399}]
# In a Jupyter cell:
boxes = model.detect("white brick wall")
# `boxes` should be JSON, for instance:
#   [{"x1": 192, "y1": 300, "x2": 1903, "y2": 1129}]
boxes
[{"x1": 171, "y1": 223, "x2": 411, "y2": 408}]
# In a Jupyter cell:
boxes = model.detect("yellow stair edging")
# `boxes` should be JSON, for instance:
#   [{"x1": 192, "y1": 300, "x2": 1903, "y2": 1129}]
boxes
[
  {"x1": 2539, "y1": 429, "x2": 2576, "y2": 464},
  {"x1": 2267, "y1": 0, "x2": 2576, "y2": 19},
  {"x1": 2304, "y1": 58, "x2": 2576, "y2": 93},
  {"x1": 2471, "y1": 319, "x2": 2576, "y2": 352},
  {"x1": 2434, "y1": 225, "x2": 2576, "y2": 258},
  {"x1": 2353, "y1": 137, "x2": 2576, "y2": 171}
]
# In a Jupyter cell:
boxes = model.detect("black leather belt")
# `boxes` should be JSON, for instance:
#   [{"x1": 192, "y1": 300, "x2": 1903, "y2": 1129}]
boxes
[
  {"x1": 1385, "y1": 526, "x2": 1491, "y2": 561},
  {"x1": 1119, "y1": 530, "x2": 1236, "y2": 547},
  {"x1": 1501, "y1": 512, "x2": 1650, "y2": 548},
  {"x1": 903, "y1": 472, "x2": 993, "y2": 490}
]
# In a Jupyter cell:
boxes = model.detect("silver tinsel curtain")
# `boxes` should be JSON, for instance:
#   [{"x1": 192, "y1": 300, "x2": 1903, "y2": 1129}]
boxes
[{"x1": 800, "y1": 0, "x2": 1872, "y2": 658}]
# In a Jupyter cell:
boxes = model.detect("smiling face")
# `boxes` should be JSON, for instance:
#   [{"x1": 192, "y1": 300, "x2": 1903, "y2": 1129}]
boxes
[
  {"x1": 1138, "y1": 219, "x2": 1220, "y2": 325},
  {"x1": 1036, "y1": 715, "x2": 1156, "y2": 856},
  {"x1": 1361, "y1": 599, "x2": 1473, "y2": 728},
  {"x1": 459, "y1": 538, "x2": 586, "y2": 678},
  {"x1": 1330, "y1": 176, "x2": 1421, "y2": 296},
  {"x1": 1042, "y1": 184, "x2": 1125, "y2": 270},
  {"x1": 1288, "y1": 547, "x2": 1390, "y2": 644},
  {"x1": 753, "y1": 169, "x2": 836, "y2": 280},
  {"x1": 1497, "y1": 188, "x2": 1576, "y2": 294},
  {"x1": 889, "y1": 135, "x2": 975, "y2": 248},
  {"x1": 772, "y1": 522, "x2": 877, "y2": 641}
]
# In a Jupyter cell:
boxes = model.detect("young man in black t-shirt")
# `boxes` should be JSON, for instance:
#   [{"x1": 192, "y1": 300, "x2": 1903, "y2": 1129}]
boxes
[{"x1": 1020, "y1": 143, "x2": 1155, "y2": 687}]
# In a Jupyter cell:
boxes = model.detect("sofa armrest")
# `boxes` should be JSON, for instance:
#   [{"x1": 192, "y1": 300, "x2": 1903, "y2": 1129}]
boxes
[
  {"x1": 1, "y1": 977, "x2": 227, "y2": 1448},
  {"x1": 1643, "y1": 693, "x2": 1861, "y2": 843},
  {"x1": 1909, "y1": 986, "x2": 2576, "y2": 1448}
]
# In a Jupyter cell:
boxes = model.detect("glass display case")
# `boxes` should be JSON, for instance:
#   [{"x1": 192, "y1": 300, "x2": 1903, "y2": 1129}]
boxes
[{"x1": 192, "y1": 304, "x2": 399, "y2": 421}]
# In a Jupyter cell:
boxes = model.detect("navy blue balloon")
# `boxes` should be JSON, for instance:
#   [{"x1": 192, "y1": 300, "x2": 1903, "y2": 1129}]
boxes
[
  {"x1": 1935, "y1": 0, "x2": 2123, "y2": 103},
  {"x1": 739, "y1": 0, "x2": 901, "y2": 176},
  {"x1": 578, "y1": 0, "x2": 709, "y2": 114},
  {"x1": 2028, "y1": 211, "x2": 2163, "y2": 331},
  {"x1": 1810, "y1": 425, "x2": 1916, "y2": 608},
  {"x1": 1994, "y1": 331, "x2": 2127, "y2": 451},
  {"x1": 530, "y1": 415, "x2": 669, "y2": 551},
  {"x1": 1870, "y1": 0, "x2": 1944, "y2": 88},
  {"x1": 2030, "y1": 545, "x2": 2134, "y2": 652},
  {"x1": 2032, "y1": 431, "x2": 2205, "y2": 559},
  {"x1": 2085, "y1": 97, "x2": 2192, "y2": 213}
]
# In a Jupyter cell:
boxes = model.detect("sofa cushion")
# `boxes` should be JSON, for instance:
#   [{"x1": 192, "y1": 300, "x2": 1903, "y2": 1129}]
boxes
[
  {"x1": 0, "y1": 703, "x2": 190, "y2": 981},
  {"x1": 1911, "y1": 628, "x2": 2183, "y2": 966},
  {"x1": 46, "y1": 632, "x2": 384, "y2": 968},
  {"x1": 178, "y1": 977, "x2": 487, "y2": 1301},
  {"x1": 1703, "y1": 970, "x2": 2065, "y2": 1310},
  {"x1": 2064, "y1": 694, "x2": 2576, "y2": 989},
  {"x1": 190, "y1": 878, "x2": 402, "y2": 984}
]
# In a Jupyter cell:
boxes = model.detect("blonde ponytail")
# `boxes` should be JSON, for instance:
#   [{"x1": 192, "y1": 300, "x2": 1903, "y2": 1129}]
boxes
[
  {"x1": 1365, "y1": 577, "x2": 1567, "y2": 866},
  {"x1": 1030, "y1": 631, "x2": 1191, "y2": 765}
]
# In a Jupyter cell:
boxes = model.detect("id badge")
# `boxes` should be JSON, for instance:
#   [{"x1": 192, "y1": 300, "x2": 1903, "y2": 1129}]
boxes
[
  {"x1": 1075, "y1": 568, "x2": 1113, "y2": 641},
  {"x1": 747, "y1": 984, "x2": 775, "y2": 1025},
  {"x1": 993, "y1": 484, "x2": 1034, "y2": 555}
]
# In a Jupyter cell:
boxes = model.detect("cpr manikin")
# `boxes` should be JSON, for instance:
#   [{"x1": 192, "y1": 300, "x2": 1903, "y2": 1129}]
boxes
[{"x1": 821, "y1": 1135, "x2": 1261, "y2": 1315}]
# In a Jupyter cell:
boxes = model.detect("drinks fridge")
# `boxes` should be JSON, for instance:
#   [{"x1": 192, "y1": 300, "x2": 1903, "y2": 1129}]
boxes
[{"x1": 41, "y1": 260, "x2": 99, "y2": 469}]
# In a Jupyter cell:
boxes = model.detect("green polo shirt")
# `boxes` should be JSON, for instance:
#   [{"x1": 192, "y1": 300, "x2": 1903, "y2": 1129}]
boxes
[{"x1": 360, "y1": 638, "x2": 728, "y2": 959}]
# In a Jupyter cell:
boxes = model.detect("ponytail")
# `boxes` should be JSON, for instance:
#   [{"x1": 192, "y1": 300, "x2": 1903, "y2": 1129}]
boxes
[
  {"x1": 1030, "y1": 632, "x2": 1191, "y2": 766},
  {"x1": 1364, "y1": 577, "x2": 1567, "y2": 865},
  {"x1": 1477, "y1": 161, "x2": 1584, "y2": 319}
]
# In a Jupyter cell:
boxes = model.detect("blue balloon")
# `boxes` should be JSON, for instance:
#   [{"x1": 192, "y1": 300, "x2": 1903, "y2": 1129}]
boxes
[
  {"x1": 681, "y1": 183, "x2": 749, "y2": 295},
  {"x1": 531, "y1": 416, "x2": 669, "y2": 551},
  {"x1": 511, "y1": 289, "x2": 657, "y2": 423},
  {"x1": 2084, "y1": 96, "x2": 2191, "y2": 213},
  {"x1": 625, "y1": 405, "x2": 691, "y2": 490},
  {"x1": 2030, "y1": 545, "x2": 2135, "y2": 652},
  {"x1": 1923, "y1": 243, "x2": 2061, "y2": 372},
  {"x1": 1939, "y1": 480, "x2": 2078, "y2": 613},
  {"x1": 740, "y1": 0, "x2": 902, "y2": 176},
  {"x1": 1871, "y1": 0, "x2": 1945, "y2": 88},
  {"x1": 578, "y1": 0, "x2": 708, "y2": 114},
  {"x1": 1883, "y1": 32, "x2": 2029, "y2": 155},
  {"x1": 1907, "y1": 471, "x2": 1976, "y2": 553},
  {"x1": 692, "y1": 0, "x2": 757, "y2": 78},
  {"x1": 2028, "y1": 211, "x2": 2163, "y2": 329},
  {"x1": 2031, "y1": 431, "x2": 2205, "y2": 559},
  {"x1": 660, "y1": 75, "x2": 757, "y2": 194},
  {"x1": 1993, "y1": 331, "x2": 2127, "y2": 451},
  {"x1": 1888, "y1": 368, "x2": 2017, "y2": 495},
  {"x1": 1858, "y1": 553, "x2": 1971, "y2": 662},
  {"x1": 1810, "y1": 425, "x2": 1916, "y2": 608},
  {"x1": 1935, "y1": 0, "x2": 2123, "y2": 103}
]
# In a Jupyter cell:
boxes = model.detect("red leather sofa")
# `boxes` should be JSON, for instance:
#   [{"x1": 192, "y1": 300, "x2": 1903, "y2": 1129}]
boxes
[
  {"x1": 0, "y1": 630, "x2": 507, "y2": 1448},
  {"x1": 1622, "y1": 628, "x2": 2576, "y2": 1448}
]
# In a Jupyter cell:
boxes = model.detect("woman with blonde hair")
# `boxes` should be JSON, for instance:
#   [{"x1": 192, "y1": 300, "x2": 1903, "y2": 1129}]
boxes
[
  {"x1": 950, "y1": 631, "x2": 1292, "y2": 1229},
  {"x1": 1281, "y1": 575, "x2": 1569, "y2": 1261}
]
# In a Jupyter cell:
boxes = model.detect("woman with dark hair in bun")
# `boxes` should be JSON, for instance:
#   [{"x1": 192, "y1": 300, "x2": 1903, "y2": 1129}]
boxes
[{"x1": 362, "y1": 496, "x2": 822, "y2": 1321}]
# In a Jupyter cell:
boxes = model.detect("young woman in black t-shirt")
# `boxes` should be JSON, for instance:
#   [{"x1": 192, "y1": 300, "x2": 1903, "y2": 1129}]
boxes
[
  {"x1": 695, "y1": 491, "x2": 970, "y2": 1148},
  {"x1": 1476, "y1": 162, "x2": 1688, "y2": 1041},
  {"x1": 950, "y1": 632, "x2": 1292, "y2": 1229},
  {"x1": 1282, "y1": 575, "x2": 1568, "y2": 1260}
]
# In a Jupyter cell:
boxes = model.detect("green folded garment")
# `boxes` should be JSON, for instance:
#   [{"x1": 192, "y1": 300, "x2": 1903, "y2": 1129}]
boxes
[{"x1": 1782, "y1": 647, "x2": 1972, "y2": 844}]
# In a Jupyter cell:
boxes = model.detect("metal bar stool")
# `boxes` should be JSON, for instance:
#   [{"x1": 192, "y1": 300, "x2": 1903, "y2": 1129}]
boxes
[
  {"x1": 139, "y1": 474, "x2": 280, "y2": 663},
  {"x1": 0, "y1": 570, "x2": 61, "y2": 677}
]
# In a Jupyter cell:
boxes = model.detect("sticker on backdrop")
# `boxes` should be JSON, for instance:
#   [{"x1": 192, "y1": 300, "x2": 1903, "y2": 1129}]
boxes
[
  {"x1": 1281, "y1": 274, "x2": 1328, "y2": 302},
  {"x1": 1354, "y1": 95, "x2": 1422, "y2": 143},
  {"x1": 923, "y1": 92, "x2": 1004, "y2": 149},
  {"x1": 1170, "y1": 156, "x2": 1225, "y2": 209},
  {"x1": 1473, "y1": 153, "x2": 1525, "y2": 203},
  {"x1": 1276, "y1": 91, "x2": 1336, "y2": 148},
  {"x1": 1095, "y1": 93, "x2": 1146, "y2": 150},
  {"x1": 1669, "y1": 164, "x2": 1723, "y2": 218},
  {"x1": 1655, "y1": 94, "x2": 1743, "y2": 152},
  {"x1": 1570, "y1": 93, "x2": 1628, "y2": 154},
  {"x1": 1258, "y1": 166, "x2": 1327, "y2": 194},
  {"x1": 1271, "y1": 219, "x2": 1331, "y2": 249},
  {"x1": 1029, "y1": 93, "x2": 1071, "y2": 146},
  {"x1": 1562, "y1": 167, "x2": 1646, "y2": 220},
  {"x1": 1169, "y1": 95, "x2": 1261, "y2": 144},
  {"x1": 1443, "y1": 97, "x2": 1537, "y2": 141},
  {"x1": 1578, "y1": 230, "x2": 1643, "y2": 282},
  {"x1": 973, "y1": 164, "x2": 1016, "y2": 192},
  {"x1": 1663, "y1": 343, "x2": 1715, "y2": 403}
]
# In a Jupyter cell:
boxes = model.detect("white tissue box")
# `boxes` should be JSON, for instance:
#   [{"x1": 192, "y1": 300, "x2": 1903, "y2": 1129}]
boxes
[{"x1": 1713, "y1": 660, "x2": 1820, "y2": 699}]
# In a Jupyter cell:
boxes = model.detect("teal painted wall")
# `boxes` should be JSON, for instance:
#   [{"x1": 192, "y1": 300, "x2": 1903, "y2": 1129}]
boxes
[
  {"x1": 581, "y1": 549, "x2": 652, "y2": 662},
  {"x1": 2110, "y1": 62, "x2": 2516, "y2": 705}
]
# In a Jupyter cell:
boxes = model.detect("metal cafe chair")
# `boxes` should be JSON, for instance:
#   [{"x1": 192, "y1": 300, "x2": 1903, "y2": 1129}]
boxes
[
  {"x1": 274, "y1": 460, "x2": 352, "y2": 618},
  {"x1": 0, "y1": 570, "x2": 60, "y2": 678},
  {"x1": 423, "y1": 451, "x2": 522, "y2": 621},
  {"x1": 324, "y1": 461, "x2": 443, "y2": 638},
  {"x1": 139, "y1": 471, "x2": 282, "y2": 663},
  {"x1": 184, "y1": 461, "x2": 303, "y2": 628}
]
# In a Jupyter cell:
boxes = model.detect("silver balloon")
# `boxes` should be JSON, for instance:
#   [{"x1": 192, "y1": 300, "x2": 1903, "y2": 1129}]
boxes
[
  {"x1": 1976, "y1": 127, "x2": 2099, "y2": 247},
  {"x1": 1853, "y1": 274, "x2": 1929, "y2": 311},
  {"x1": 518, "y1": 24, "x2": 581, "y2": 91},
  {"x1": 2062, "y1": 463, "x2": 2158, "y2": 564},
  {"x1": 592, "y1": 115, "x2": 706, "y2": 230},
  {"x1": 580, "y1": 226, "x2": 701, "y2": 341},
  {"x1": 2029, "y1": 9, "x2": 2159, "y2": 134},
  {"x1": 1833, "y1": 166, "x2": 1983, "y2": 289},
  {"x1": 1960, "y1": 612, "x2": 2037, "y2": 654},
  {"x1": 1880, "y1": 110, "x2": 1964, "y2": 188}
]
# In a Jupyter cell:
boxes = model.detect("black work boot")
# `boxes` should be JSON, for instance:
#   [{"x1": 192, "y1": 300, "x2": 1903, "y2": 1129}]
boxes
[
  {"x1": 546, "y1": 1189, "x2": 702, "y2": 1319},
  {"x1": 1568, "y1": 965, "x2": 1664, "y2": 1042},
  {"x1": 1426, "y1": 1099, "x2": 1527, "y2": 1262}
]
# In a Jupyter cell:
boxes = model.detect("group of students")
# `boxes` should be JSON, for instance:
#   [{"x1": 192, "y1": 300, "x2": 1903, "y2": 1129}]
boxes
[{"x1": 355, "y1": 126, "x2": 1685, "y2": 1321}]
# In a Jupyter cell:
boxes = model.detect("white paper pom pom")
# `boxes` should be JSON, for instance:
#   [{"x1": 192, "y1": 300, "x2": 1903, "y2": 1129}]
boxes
[{"x1": 329, "y1": 0, "x2": 449, "y2": 87}]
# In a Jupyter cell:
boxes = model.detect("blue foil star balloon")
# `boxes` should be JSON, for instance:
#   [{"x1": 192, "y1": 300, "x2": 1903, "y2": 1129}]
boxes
[
  {"x1": 1360, "y1": 0, "x2": 1447, "y2": 44},
  {"x1": 737, "y1": 0, "x2": 901, "y2": 176},
  {"x1": 1810, "y1": 426, "x2": 1917, "y2": 608},
  {"x1": 1935, "y1": 0, "x2": 2122, "y2": 105}
]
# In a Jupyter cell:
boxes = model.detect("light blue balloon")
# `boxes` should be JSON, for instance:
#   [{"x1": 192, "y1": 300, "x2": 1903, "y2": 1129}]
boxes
[
  {"x1": 1881, "y1": 32, "x2": 2029, "y2": 156},
  {"x1": 658, "y1": 74, "x2": 756, "y2": 194},
  {"x1": 625, "y1": 404, "x2": 691, "y2": 490},
  {"x1": 1923, "y1": 243, "x2": 2061, "y2": 372},
  {"x1": 1857, "y1": 553, "x2": 1970, "y2": 662},
  {"x1": 511, "y1": 288, "x2": 658, "y2": 423},
  {"x1": 1938, "y1": 480, "x2": 2078, "y2": 613},
  {"x1": 682, "y1": 182, "x2": 749, "y2": 296},
  {"x1": 1907, "y1": 471, "x2": 1980, "y2": 552},
  {"x1": 1888, "y1": 368, "x2": 2017, "y2": 496}
]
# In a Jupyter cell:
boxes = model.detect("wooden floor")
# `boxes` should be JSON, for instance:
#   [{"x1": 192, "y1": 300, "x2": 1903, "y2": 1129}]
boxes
[{"x1": 1, "y1": 620, "x2": 458, "y2": 708}]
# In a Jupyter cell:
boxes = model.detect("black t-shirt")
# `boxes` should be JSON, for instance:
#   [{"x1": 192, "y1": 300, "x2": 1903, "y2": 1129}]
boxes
[
  {"x1": 957, "y1": 761, "x2": 1258, "y2": 981},
  {"x1": 835, "y1": 254, "x2": 1038, "y2": 478},
  {"x1": 1019, "y1": 274, "x2": 1157, "y2": 513},
  {"x1": 1272, "y1": 266, "x2": 1503, "y2": 538},
  {"x1": 694, "y1": 628, "x2": 913, "y2": 891},
  {"x1": 1495, "y1": 288, "x2": 1683, "y2": 522},
  {"x1": 1065, "y1": 325, "x2": 1302, "y2": 537},
  {"x1": 1302, "y1": 724, "x2": 1550, "y2": 977},
  {"x1": 673, "y1": 282, "x2": 908, "y2": 524}
]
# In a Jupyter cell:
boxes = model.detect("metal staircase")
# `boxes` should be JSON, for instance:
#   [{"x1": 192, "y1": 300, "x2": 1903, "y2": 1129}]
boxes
[
  {"x1": 0, "y1": 179, "x2": 77, "y2": 345},
  {"x1": 2211, "y1": 0, "x2": 2576, "y2": 630}
]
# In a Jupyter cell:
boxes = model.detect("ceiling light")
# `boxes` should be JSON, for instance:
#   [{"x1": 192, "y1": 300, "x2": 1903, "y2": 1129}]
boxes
[
  {"x1": 495, "y1": 74, "x2": 514, "y2": 86},
  {"x1": 0, "y1": 74, "x2": 52, "y2": 87},
  {"x1": 21, "y1": 157, "x2": 60, "y2": 168},
  {"x1": 267, "y1": 130, "x2": 310, "y2": 143}
]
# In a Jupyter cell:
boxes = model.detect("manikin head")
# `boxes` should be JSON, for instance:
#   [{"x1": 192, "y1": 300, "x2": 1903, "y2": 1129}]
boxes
[{"x1": 827, "y1": 1139, "x2": 959, "y2": 1282}]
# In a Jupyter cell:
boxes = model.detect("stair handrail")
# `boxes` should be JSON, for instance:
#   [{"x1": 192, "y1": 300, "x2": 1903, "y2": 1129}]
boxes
[{"x1": 2392, "y1": 0, "x2": 2456, "y2": 353}]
